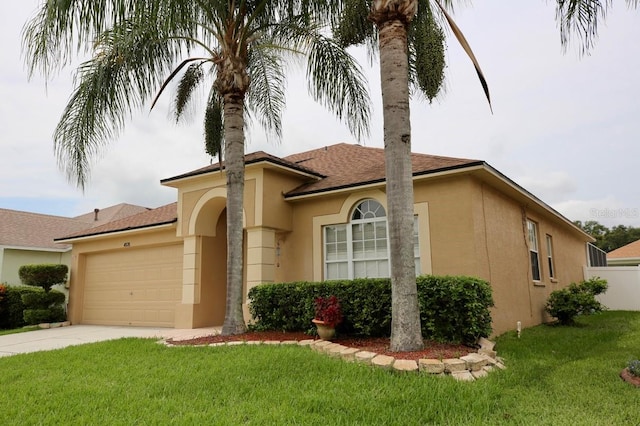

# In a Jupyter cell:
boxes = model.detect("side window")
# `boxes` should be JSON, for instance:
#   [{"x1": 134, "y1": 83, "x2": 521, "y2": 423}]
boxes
[
  {"x1": 546, "y1": 234, "x2": 555, "y2": 279},
  {"x1": 527, "y1": 219, "x2": 541, "y2": 281}
]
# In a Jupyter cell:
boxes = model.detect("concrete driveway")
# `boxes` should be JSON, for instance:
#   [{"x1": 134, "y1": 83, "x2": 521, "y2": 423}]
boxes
[{"x1": 0, "y1": 325, "x2": 221, "y2": 357}]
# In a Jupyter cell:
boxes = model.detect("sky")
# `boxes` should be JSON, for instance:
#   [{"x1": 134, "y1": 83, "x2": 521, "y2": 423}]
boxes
[{"x1": 1, "y1": 2, "x2": 639, "y2": 228}]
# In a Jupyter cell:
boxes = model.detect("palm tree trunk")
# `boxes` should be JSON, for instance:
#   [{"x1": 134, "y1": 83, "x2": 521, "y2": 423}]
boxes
[
  {"x1": 221, "y1": 92, "x2": 247, "y2": 335},
  {"x1": 373, "y1": 2, "x2": 424, "y2": 352}
]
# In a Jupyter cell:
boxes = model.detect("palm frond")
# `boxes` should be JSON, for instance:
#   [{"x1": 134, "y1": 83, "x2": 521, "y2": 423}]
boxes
[
  {"x1": 245, "y1": 47, "x2": 286, "y2": 143},
  {"x1": 553, "y1": 0, "x2": 639, "y2": 54},
  {"x1": 53, "y1": 17, "x2": 186, "y2": 188},
  {"x1": 435, "y1": 0, "x2": 491, "y2": 112},
  {"x1": 173, "y1": 62, "x2": 209, "y2": 121},
  {"x1": 305, "y1": 33, "x2": 372, "y2": 141}
]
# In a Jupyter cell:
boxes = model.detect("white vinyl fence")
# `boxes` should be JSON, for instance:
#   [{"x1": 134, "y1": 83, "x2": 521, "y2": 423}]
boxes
[{"x1": 583, "y1": 266, "x2": 640, "y2": 311}]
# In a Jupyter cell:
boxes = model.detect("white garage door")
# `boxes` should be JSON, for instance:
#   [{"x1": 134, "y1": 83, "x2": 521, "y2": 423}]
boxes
[{"x1": 82, "y1": 244, "x2": 183, "y2": 327}]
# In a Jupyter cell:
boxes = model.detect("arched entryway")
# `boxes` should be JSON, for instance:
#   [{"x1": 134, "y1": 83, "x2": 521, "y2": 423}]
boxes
[{"x1": 177, "y1": 194, "x2": 230, "y2": 328}]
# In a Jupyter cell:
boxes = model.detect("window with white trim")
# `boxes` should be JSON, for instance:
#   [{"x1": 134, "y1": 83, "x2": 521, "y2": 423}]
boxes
[
  {"x1": 546, "y1": 234, "x2": 555, "y2": 279},
  {"x1": 324, "y1": 199, "x2": 420, "y2": 280},
  {"x1": 527, "y1": 219, "x2": 541, "y2": 281}
]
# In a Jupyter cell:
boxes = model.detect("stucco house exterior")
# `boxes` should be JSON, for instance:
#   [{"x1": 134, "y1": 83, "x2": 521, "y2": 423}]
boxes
[
  {"x1": 0, "y1": 204, "x2": 149, "y2": 288},
  {"x1": 57, "y1": 143, "x2": 593, "y2": 336},
  {"x1": 607, "y1": 239, "x2": 640, "y2": 266}
]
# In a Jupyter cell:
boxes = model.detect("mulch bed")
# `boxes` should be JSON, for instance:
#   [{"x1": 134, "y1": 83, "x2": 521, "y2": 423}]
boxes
[
  {"x1": 620, "y1": 368, "x2": 640, "y2": 388},
  {"x1": 167, "y1": 331, "x2": 474, "y2": 361}
]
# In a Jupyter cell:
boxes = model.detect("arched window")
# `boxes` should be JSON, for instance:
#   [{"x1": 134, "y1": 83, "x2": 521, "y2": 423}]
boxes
[{"x1": 324, "y1": 200, "x2": 420, "y2": 280}]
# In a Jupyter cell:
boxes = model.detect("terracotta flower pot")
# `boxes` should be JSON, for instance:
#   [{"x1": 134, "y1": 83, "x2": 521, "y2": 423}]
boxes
[{"x1": 312, "y1": 319, "x2": 336, "y2": 340}]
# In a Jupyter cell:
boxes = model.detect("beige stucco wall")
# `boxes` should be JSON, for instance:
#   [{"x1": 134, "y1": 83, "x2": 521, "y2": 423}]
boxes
[{"x1": 0, "y1": 248, "x2": 71, "y2": 292}]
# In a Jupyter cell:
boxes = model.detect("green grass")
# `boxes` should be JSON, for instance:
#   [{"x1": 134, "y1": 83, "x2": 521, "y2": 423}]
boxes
[
  {"x1": 0, "y1": 326, "x2": 39, "y2": 336},
  {"x1": 1, "y1": 311, "x2": 639, "y2": 425}
]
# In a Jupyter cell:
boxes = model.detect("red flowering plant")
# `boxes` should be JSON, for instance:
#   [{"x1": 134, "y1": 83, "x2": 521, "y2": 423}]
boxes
[{"x1": 313, "y1": 295, "x2": 343, "y2": 328}]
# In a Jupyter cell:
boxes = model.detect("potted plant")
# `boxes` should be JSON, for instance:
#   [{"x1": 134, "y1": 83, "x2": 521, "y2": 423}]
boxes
[{"x1": 312, "y1": 295, "x2": 343, "y2": 340}]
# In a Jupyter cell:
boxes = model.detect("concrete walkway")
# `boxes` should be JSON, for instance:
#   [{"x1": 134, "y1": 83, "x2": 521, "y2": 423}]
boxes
[{"x1": 0, "y1": 325, "x2": 221, "y2": 357}]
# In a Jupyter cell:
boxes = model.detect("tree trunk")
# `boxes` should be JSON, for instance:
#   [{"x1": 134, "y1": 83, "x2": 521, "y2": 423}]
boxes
[
  {"x1": 372, "y1": 1, "x2": 424, "y2": 352},
  {"x1": 221, "y1": 92, "x2": 247, "y2": 335}
]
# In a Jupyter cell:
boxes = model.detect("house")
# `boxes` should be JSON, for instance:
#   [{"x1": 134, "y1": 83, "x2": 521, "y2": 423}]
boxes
[
  {"x1": 57, "y1": 143, "x2": 593, "y2": 336},
  {"x1": 607, "y1": 239, "x2": 640, "y2": 266},
  {"x1": 0, "y1": 204, "x2": 149, "y2": 288}
]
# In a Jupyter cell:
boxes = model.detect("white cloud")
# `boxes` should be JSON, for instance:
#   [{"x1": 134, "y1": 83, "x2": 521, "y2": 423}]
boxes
[{"x1": 1, "y1": 1, "x2": 640, "y2": 227}]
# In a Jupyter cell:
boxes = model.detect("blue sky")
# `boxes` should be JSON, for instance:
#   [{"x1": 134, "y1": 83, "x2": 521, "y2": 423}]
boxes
[{"x1": 1, "y1": 2, "x2": 639, "y2": 227}]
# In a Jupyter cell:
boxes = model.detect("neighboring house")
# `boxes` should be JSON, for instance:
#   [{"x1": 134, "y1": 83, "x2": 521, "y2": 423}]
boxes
[
  {"x1": 0, "y1": 204, "x2": 149, "y2": 288},
  {"x1": 607, "y1": 239, "x2": 640, "y2": 266},
  {"x1": 57, "y1": 143, "x2": 593, "y2": 336}
]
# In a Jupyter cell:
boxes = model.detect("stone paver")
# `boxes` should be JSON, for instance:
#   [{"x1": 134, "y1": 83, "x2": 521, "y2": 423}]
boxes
[
  {"x1": 339, "y1": 347, "x2": 360, "y2": 361},
  {"x1": 471, "y1": 369, "x2": 489, "y2": 379},
  {"x1": 354, "y1": 350, "x2": 377, "y2": 363},
  {"x1": 328, "y1": 344, "x2": 348, "y2": 357},
  {"x1": 371, "y1": 354, "x2": 395, "y2": 369},
  {"x1": 443, "y1": 358, "x2": 467, "y2": 373},
  {"x1": 393, "y1": 359, "x2": 418, "y2": 372},
  {"x1": 460, "y1": 353, "x2": 488, "y2": 371},
  {"x1": 419, "y1": 359, "x2": 445, "y2": 374},
  {"x1": 451, "y1": 370, "x2": 475, "y2": 382},
  {"x1": 311, "y1": 340, "x2": 333, "y2": 351}
]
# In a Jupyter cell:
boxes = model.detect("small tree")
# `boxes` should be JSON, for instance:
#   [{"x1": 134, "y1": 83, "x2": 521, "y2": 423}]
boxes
[
  {"x1": 18, "y1": 264, "x2": 68, "y2": 325},
  {"x1": 545, "y1": 277, "x2": 608, "y2": 325},
  {"x1": 19, "y1": 264, "x2": 68, "y2": 293}
]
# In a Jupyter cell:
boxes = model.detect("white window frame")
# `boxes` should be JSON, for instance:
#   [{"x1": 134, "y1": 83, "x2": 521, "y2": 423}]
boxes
[
  {"x1": 527, "y1": 219, "x2": 541, "y2": 282},
  {"x1": 546, "y1": 234, "x2": 555, "y2": 279},
  {"x1": 323, "y1": 199, "x2": 420, "y2": 280}
]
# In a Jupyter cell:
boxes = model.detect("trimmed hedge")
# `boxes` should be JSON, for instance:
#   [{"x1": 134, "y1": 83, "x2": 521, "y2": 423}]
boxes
[
  {"x1": 248, "y1": 275, "x2": 494, "y2": 345},
  {"x1": 0, "y1": 286, "x2": 45, "y2": 329},
  {"x1": 19, "y1": 264, "x2": 68, "y2": 292},
  {"x1": 21, "y1": 289, "x2": 66, "y2": 326}
]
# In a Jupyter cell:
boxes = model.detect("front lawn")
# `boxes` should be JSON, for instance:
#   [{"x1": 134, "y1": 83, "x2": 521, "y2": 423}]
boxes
[{"x1": 0, "y1": 311, "x2": 638, "y2": 424}]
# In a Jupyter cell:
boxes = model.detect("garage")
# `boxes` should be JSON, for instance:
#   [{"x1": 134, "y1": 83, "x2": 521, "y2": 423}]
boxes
[{"x1": 81, "y1": 244, "x2": 183, "y2": 327}]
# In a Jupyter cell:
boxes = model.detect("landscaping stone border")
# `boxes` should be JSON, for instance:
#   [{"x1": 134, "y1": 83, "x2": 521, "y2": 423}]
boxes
[
  {"x1": 163, "y1": 335, "x2": 505, "y2": 382},
  {"x1": 38, "y1": 321, "x2": 71, "y2": 329}
]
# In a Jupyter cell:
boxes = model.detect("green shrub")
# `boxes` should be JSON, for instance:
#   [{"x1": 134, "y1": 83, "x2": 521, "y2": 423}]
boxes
[
  {"x1": 18, "y1": 264, "x2": 68, "y2": 292},
  {"x1": 627, "y1": 359, "x2": 640, "y2": 377},
  {"x1": 417, "y1": 275, "x2": 494, "y2": 345},
  {"x1": 20, "y1": 289, "x2": 66, "y2": 325},
  {"x1": 0, "y1": 286, "x2": 43, "y2": 329},
  {"x1": 545, "y1": 277, "x2": 608, "y2": 325},
  {"x1": 248, "y1": 275, "x2": 494, "y2": 345}
]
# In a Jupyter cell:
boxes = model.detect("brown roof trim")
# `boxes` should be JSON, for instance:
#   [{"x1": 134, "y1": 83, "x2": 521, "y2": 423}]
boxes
[
  {"x1": 54, "y1": 218, "x2": 177, "y2": 242},
  {"x1": 161, "y1": 152, "x2": 324, "y2": 184}
]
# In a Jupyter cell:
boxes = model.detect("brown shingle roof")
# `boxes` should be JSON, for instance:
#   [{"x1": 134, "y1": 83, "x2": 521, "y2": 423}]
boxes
[
  {"x1": 56, "y1": 203, "x2": 178, "y2": 241},
  {"x1": 73, "y1": 203, "x2": 150, "y2": 226},
  {"x1": 607, "y1": 239, "x2": 640, "y2": 259},
  {"x1": 282, "y1": 143, "x2": 482, "y2": 196},
  {"x1": 161, "y1": 151, "x2": 322, "y2": 184},
  {"x1": 0, "y1": 209, "x2": 91, "y2": 250}
]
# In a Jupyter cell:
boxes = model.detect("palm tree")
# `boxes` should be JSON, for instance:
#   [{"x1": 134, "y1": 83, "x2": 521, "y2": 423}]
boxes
[
  {"x1": 23, "y1": 0, "x2": 371, "y2": 335},
  {"x1": 554, "y1": 0, "x2": 638, "y2": 53},
  {"x1": 332, "y1": 0, "x2": 491, "y2": 352}
]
